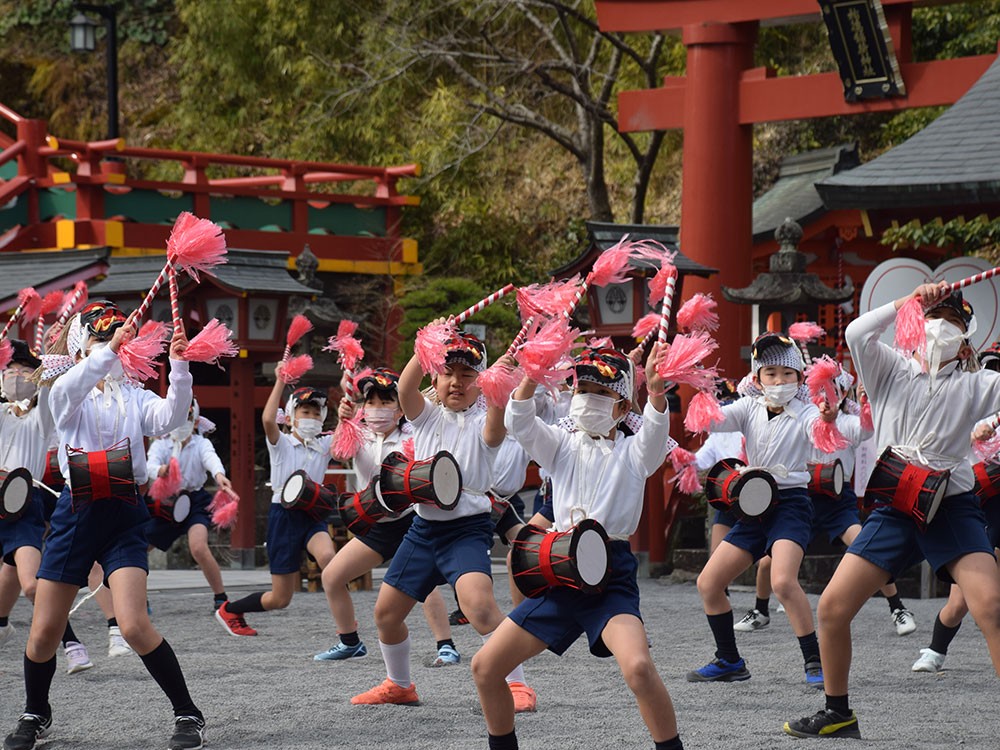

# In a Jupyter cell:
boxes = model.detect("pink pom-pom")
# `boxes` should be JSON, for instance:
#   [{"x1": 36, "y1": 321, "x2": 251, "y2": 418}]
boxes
[
  {"x1": 789, "y1": 321, "x2": 826, "y2": 343},
  {"x1": 632, "y1": 312, "x2": 660, "y2": 340},
  {"x1": 184, "y1": 319, "x2": 239, "y2": 364},
  {"x1": 860, "y1": 399, "x2": 873, "y2": 432},
  {"x1": 414, "y1": 320, "x2": 457, "y2": 375},
  {"x1": 813, "y1": 419, "x2": 850, "y2": 454},
  {"x1": 656, "y1": 332, "x2": 719, "y2": 390},
  {"x1": 516, "y1": 317, "x2": 578, "y2": 390},
  {"x1": 38, "y1": 291, "x2": 65, "y2": 316},
  {"x1": 119, "y1": 321, "x2": 169, "y2": 381},
  {"x1": 589, "y1": 236, "x2": 640, "y2": 288},
  {"x1": 208, "y1": 490, "x2": 239, "y2": 530},
  {"x1": 331, "y1": 415, "x2": 365, "y2": 460},
  {"x1": 974, "y1": 435, "x2": 1000, "y2": 463},
  {"x1": 324, "y1": 319, "x2": 365, "y2": 372},
  {"x1": 286, "y1": 314, "x2": 313, "y2": 348},
  {"x1": 684, "y1": 389, "x2": 725, "y2": 433},
  {"x1": 401, "y1": 438, "x2": 415, "y2": 461},
  {"x1": 0, "y1": 339, "x2": 12, "y2": 371},
  {"x1": 478, "y1": 362, "x2": 523, "y2": 408},
  {"x1": 806, "y1": 355, "x2": 841, "y2": 407},
  {"x1": 648, "y1": 261, "x2": 678, "y2": 307},
  {"x1": 150, "y1": 457, "x2": 182, "y2": 502},
  {"x1": 278, "y1": 354, "x2": 313, "y2": 385},
  {"x1": 669, "y1": 447, "x2": 701, "y2": 494},
  {"x1": 676, "y1": 294, "x2": 720, "y2": 333},
  {"x1": 894, "y1": 296, "x2": 926, "y2": 354},
  {"x1": 633, "y1": 358, "x2": 647, "y2": 392},
  {"x1": 166, "y1": 212, "x2": 227, "y2": 281},
  {"x1": 586, "y1": 336, "x2": 614, "y2": 349},
  {"x1": 670, "y1": 446, "x2": 696, "y2": 473},
  {"x1": 17, "y1": 288, "x2": 42, "y2": 322},
  {"x1": 517, "y1": 276, "x2": 582, "y2": 320},
  {"x1": 182, "y1": 319, "x2": 232, "y2": 360}
]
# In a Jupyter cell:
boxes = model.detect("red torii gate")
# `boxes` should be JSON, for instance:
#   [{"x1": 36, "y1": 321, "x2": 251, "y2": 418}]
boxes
[{"x1": 594, "y1": 0, "x2": 998, "y2": 376}]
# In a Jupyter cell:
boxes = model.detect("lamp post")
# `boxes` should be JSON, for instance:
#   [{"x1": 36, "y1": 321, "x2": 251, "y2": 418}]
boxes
[{"x1": 69, "y1": 4, "x2": 119, "y2": 140}]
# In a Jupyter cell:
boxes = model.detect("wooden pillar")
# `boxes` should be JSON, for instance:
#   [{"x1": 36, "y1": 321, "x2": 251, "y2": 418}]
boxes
[
  {"x1": 15, "y1": 119, "x2": 46, "y2": 225},
  {"x1": 679, "y1": 21, "x2": 757, "y2": 377},
  {"x1": 229, "y1": 357, "x2": 257, "y2": 568}
]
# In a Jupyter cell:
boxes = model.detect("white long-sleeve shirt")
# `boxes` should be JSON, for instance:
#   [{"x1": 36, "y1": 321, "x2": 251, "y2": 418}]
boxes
[
  {"x1": 846, "y1": 302, "x2": 1000, "y2": 493},
  {"x1": 50, "y1": 347, "x2": 192, "y2": 486},
  {"x1": 505, "y1": 397, "x2": 675, "y2": 537},
  {"x1": 0, "y1": 388, "x2": 54, "y2": 478},
  {"x1": 147, "y1": 434, "x2": 226, "y2": 493},
  {"x1": 808, "y1": 412, "x2": 872, "y2": 480},
  {"x1": 710, "y1": 396, "x2": 820, "y2": 489},
  {"x1": 694, "y1": 431, "x2": 745, "y2": 471}
]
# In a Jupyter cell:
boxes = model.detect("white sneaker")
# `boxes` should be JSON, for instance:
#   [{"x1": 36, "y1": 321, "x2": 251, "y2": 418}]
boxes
[
  {"x1": 892, "y1": 607, "x2": 917, "y2": 636},
  {"x1": 912, "y1": 647, "x2": 945, "y2": 672},
  {"x1": 64, "y1": 641, "x2": 94, "y2": 674},
  {"x1": 108, "y1": 626, "x2": 133, "y2": 658},
  {"x1": 734, "y1": 608, "x2": 770, "y2": 632},
  {"x1": 0, "y1": 622, "x2": 14, "y2": 647}
]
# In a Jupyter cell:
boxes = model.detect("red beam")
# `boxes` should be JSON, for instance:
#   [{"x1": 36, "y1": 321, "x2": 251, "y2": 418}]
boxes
[
  {"x1": 596, "y1": 0, "x2": 931, "y2": 32},
  {"x1": 618, "y1": 54, "x2": 997, "y2": 131}
]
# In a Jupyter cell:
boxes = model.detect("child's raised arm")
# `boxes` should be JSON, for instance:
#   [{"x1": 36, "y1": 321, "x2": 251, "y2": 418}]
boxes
[
  {"x1": 398, "y1": 352, "x2": 427, "y2": 422},
  {"x1": 262, "y1": 369, "x2": 284, "y2": 446}
]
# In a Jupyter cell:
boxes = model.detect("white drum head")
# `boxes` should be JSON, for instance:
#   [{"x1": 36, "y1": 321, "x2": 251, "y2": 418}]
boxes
[
  {"x1": 738, "y1": 477, "x2": 774, "y2": 517},
  {"x1": 283, "y1": 473, "x2": 306, "y2": 504},
  {"x1": 575, "y1": 528, "x2": 609, "y2": 587},
  {"x1": 173, "y1": 494, "x2": 191, "y2": 523},
  {"x1": 431, "y1": 455, "x2": 462, "y2": 507},
  {"x1": 832, "y1": 462, "x2": 845, "y2": 496},
  {"x1": 2, "y1": 474, "x2": 30, "y2": 516}
]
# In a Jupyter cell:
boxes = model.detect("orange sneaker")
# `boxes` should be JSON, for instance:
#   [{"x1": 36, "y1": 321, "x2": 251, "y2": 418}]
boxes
[
  {"x1": 509, "y1": 681, "x2": 537, "y2": 713},
  {"x1": 351, "y1": 678, "x2": 420, "y2": 706},
  {"x1": 215, "y1": 602, "x2": 258, "y2": 636}
]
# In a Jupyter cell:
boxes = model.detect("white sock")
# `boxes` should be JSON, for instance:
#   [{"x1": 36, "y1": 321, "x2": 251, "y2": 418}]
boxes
[
  {"x1": 481, "y1": 631, "x2": 526, "y2": 685},
  {"x1": 380, "y1": 638, "x2": 411, "y2": 688}
]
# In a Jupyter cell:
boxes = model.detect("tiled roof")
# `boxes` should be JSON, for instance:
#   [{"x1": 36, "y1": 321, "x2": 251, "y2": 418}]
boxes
[{"x1": 0, "y1": 248, "x2": 110, "y2": 310}]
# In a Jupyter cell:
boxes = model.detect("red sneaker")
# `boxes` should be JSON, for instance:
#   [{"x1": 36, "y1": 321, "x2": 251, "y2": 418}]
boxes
[
  {"x1": 215, "y1": 602, "x2": 258, "y2": 636},
  {"x1": 509, "y1": 681, "x2": 537, "y2": 713},
  {"x1": 351, "y1": 678, "x2": 420, "y2": 706}
]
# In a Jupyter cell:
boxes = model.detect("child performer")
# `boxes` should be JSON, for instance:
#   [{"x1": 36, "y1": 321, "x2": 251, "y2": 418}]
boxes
[
  {"x1": 315, "y1": 367, "x2": 458, "y2": 666},
  {"x1": 473, "y1": 344, "x2": 683, "y2": 750},
  {"x1": 216, "y1": 381, "x2": 336, "y2": 636},
  {"x1": 145, "y1": 398, "x2": 235, "y2": 613},
  {"x1": 784, "y1": 284, "x2": 1000, "y2": 739},
  {"x1": 687, "y1": 332, "x2": 835, "y2": 687},
  {"x1": 3, "y1": 302, "x2": 206, "y2": 750},
  {"x1": 0, "y1": 340, "x2": 93, "y2": 673},
  {"x1": 351, "y1": 329, "x2": 536, "y2": 712}
]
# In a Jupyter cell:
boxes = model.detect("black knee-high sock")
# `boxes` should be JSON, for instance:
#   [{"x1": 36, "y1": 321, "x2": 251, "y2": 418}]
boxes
[
  {"x1": 798, "y1": 632, "x2": 820, "y2": 664},
  {"x1": 488, "y1": 730, "x2": 519, "y2": 750},
  {"x1": 886, "y1": 592, "x2": 904, "y2": 612},
  {"x1": 24, "y1": 653, "x2": 56, "y2": 718},
  {"x1": 0, "y1": 616, "x2": 8, "y2": 627},
  {"x1": 138, "y1": 639, "x2": 202, "y2": 720},
  {"x1": 61, "y1": 620, "x2": 79, "y2": 646},
  {"x1": 107, "y1": 617, "x2": 118, "y2": 628},
  {"x1": 929, "y1": 613, "x2": 962, "y2": 655},
  {"x1": 226, "y1": 591, "x2": 266, "y2": 615},
  {"x1": 707, "y1": 611, "x2": 740, "y2": 663},
  {"x1": 655, "y1": 736, "x2": 684, "y2": 750},
  {"x1": 755, "y1": 596, "x2": 770, "y2": 616}
]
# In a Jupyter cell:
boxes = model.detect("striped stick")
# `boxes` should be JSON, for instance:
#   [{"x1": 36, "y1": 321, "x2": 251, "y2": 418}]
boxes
[
  {"x1": 0, "y1": 306, "x2": 26, "y2": 340},
  {"x1": 453, "y1": 284, "x2": 515, "y2": 325},
  {"x1": 948, "y1": 266, "x2": 1000, "y2": 293},
  {"x1": 127, "y1": 259, "x2": 174, "y2": 327},
  {"x1": 168, "y1": 267, "x2": 183, "y2": 335},
  {"x1": 657, "y1": 269, "x2": 679, "y2": 343},
  {"x1": 55, "y1": 284, "x2": 88, "y2": 328},
  {"x1": 504, "y1": 316, "x2": 534, "y2": 358},
  {"x1": 32, "y1": 316, "x2": 47, "y2": 356},
  {"x1": 561, "y1": 280, "x2": 591, "y2": 321}
]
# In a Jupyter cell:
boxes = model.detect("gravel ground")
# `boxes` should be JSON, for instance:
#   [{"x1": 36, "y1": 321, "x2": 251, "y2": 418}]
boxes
[{"x1": 1, "y1": 572, "x2": 998, "y2": 749}]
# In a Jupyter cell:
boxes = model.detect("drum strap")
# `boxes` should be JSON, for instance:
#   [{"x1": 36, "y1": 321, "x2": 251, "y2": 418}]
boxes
[
  {"x1": 896, "y1": 463, "x2": 930, "y2": 509},
  {"x1": 974, "y1": 462, "x2": 998, "y2": 495},
  {"x1": 539, "y1": 533, "x2": 562, "y2": 589},
  {"x1": 89, "y1": 451, "x2": 112, "y2": 500}
]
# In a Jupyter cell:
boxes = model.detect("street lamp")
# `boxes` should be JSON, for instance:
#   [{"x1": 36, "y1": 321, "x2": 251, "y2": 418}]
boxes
[{"x1": 69, "y1": 4, "x2": 119, "y2": 139}]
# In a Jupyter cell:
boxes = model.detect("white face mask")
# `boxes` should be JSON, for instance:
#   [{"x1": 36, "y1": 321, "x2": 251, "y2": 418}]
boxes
[
  {"x1": 364, "y1": 407, "x2": 398, "y2": 435},
  {"x1": 171, "y1": 421, "x2": 194, "y2": 442},
  {"x1": 924, "y1": 318, "x2": 965, "y2": 377},
  {"x1": 2, "y1": 373, "x2": 36, "y2": 404},
  {"x1": 761, "y1": 382, "x2": 799, "y2": 407},
  {"x1": 88, "y1": 342, "x2": 125, "y2": 381},
  {"x1": 569, "y1": 392, "x2": 622, "y2": 437},
  {"x1": 295, "y1": 417, "x2": 323, "y2": 441}
]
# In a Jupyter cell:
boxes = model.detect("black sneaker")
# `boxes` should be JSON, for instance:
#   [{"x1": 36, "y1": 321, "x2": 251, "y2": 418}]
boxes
[
  {"x1": 784, "y1": 708, "x2": 861, "y2": 738},
  {"x1": 448, "y1": 608, "x2": 469, "y2": 626},
  {"x1": 169, "y1": 716, "x2": 206, "y2": 750},
  {"x1": 4, "y1": 713, "x2": 52, "y2": 750}
]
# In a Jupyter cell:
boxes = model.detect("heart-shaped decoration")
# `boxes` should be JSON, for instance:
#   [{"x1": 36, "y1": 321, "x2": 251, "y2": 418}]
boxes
[{"x1": 859, "y1": 256, "x2": 1000, "y2": 352}]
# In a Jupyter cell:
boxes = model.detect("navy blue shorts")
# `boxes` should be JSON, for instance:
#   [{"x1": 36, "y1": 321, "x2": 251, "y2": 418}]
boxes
[
  {"x1": 37, "y1": 485, "x2": 150, "y2": 587},
  {"x1": 986, "y1": 499, "x2": 1000, "y2": 549},
  {"x1": 266, "y1": 503, "x2": 329, "y2": 575},
  {"x1": 712, "y1": 507, "x2": 739, "y2": 529},
  {"x1": 847, "y1": 493, "x2": 996, "y2": 584},
  {"x1": 0, "y1": 488, "x2": 46, "y2": 565},
  {"x1": 382, "y1": 513, "x2": 493, "y2": 602},
  {"x1": 508, "y1": 541, "x2": 641, "y2": 658},
  {"x1": 724, "y1": 487, "x2": 813, "y2": 562},
  {"x1": 144, "y1": 489, "x2": 213, "y2": 552},
  {"x1": 357, "y1": 513, "x2": 414, "y2": 561},
  {"x1": 810, "y1": 485, "x2": 861, "y2": 545}
]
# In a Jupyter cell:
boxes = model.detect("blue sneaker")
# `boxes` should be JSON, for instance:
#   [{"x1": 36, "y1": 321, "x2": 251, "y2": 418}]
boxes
[
  {"x1": 805, "y1": 660, "x2": 825, "y2": 689},
  {"x1": 686, "y1": 657, "x2": 750, "y2": 682},
  {"x1": 432, "y1": 643, "x2": 461, "y2": 667},
  {"x1": 314, "y1": 640, "x2": 367, "y2": 661}
]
